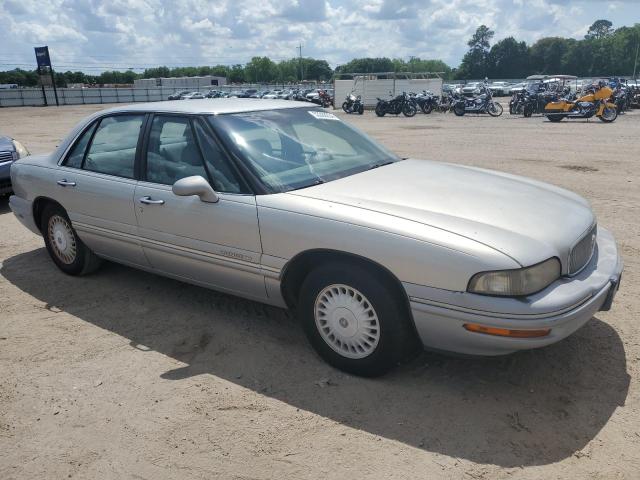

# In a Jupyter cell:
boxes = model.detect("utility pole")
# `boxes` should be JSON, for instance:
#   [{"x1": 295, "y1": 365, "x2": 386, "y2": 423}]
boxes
[
  {"x1": 297, "y1": 43, "x2": 303, "y2": 83},
  {"x1": 633, "y1": 38, "x2": 640, "y2": 79}
]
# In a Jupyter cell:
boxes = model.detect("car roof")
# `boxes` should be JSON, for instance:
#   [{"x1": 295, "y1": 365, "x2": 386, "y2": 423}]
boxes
[{"x1": 100, "y1": 98, "x2": 314, "y2": 115}]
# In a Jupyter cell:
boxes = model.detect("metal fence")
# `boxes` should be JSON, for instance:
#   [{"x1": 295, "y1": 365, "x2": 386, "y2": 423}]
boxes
[{"x1": 0, "y1": 83, "x2": 329, "y2": 108}]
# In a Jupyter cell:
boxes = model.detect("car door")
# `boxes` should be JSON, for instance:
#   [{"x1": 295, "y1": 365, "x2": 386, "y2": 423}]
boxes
[
  {"x1": 134, "y1": 114, "x2": 266, "y2": 300},
  {"x1": 54, "y1": 113, "x2": 149, "y2": 267}
]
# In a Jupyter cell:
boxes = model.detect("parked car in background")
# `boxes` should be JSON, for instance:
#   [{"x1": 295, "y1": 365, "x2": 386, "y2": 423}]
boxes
[
  {"x1": 488, "y1": 82, "x2": 512, "y2": 96},
  {"x1": 10, "y1": 98, "x2": 622, "y2": 375},
  {"x1": 181, "y1": 92, "x2": 206, "y2": 100},
  {"x1": 0, "y1": 135, "x2": 30, "y2": 195},
  {"x1": 235, "y1": 89, "x2": 258, "y2": 98},
  {"x1": 250, "y1": 90, "x2": 269, "y2": 98},
  {"x1": 462, "y1": 82, "x2": 482, "y2": 97},
  {"x1": 262, "y1": 90, "x2": 282, "y2": 99},
  {"x1": 509, "y1": 82, "x2": 527, "y2": 94},
  {"x1": 206, "y1": 90, "x2": 225, "y2": 98},
  {"x1": 168, "y1": 90, "x2": 192, "y2": 100}
]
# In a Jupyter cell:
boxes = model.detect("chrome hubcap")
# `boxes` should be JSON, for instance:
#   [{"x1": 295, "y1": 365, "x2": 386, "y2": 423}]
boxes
[
  {"x1": 314, "y1": 284, "x2": 380, "y2": 359},
  {"x1": 48, "y1": 215, "x2": 77, "y2": 264}
]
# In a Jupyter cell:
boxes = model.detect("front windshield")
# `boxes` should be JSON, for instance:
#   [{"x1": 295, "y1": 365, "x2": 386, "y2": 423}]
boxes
[{"x1": 210, "y1": 108, "x2": 399, "y2": 193}]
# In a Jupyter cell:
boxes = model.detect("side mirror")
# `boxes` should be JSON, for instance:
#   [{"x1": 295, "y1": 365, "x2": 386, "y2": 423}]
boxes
[{"x1": 172, "y1": 175, "x2": 219, "y2": 203}]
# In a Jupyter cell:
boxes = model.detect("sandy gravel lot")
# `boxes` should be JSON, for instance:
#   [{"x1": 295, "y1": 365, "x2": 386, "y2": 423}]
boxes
[{"x1": 0, "y1": 103, "x2": 638, "y2": 479}]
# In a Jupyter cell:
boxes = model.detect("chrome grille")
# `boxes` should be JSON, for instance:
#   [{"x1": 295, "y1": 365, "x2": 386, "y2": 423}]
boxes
[
  {"x1": 0, "y1": 151, "x2": 13, "y2": 163},
  {"x1": 569, "y1": 224, "x2": 597, "y2": 275}
]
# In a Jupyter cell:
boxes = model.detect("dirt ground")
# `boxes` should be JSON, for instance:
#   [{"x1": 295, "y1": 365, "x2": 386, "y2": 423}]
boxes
[{"x1": 0, "y1": 103, "x2": 638, "y2": 480}]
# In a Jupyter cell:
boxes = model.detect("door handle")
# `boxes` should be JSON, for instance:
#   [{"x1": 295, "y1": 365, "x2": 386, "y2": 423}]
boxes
[
  {"x1": 57, "y1": 179, "x2": 76, "y2": 187},
  {"x1": 139, "y1": 196, "x2": 165, "y2": 205}
]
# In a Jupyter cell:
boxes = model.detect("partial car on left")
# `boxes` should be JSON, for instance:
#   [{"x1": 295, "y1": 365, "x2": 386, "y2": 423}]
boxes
[{"x1": 0, "y1": 135, "x2": 30, "y2": 196}]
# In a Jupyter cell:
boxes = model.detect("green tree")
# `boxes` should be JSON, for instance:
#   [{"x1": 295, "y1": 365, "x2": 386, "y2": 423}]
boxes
[
  {"x1": 458, "y1": 25, "x2": 495, "y2": 79},
  {"x1": 585, "y1": 19, "x2": 614, "y2": 40},
  {"x1": 488, "y1": 37, "x2": 529, "y2": 78}
]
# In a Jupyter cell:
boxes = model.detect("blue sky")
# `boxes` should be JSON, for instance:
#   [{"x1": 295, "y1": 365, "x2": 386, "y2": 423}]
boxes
[{"x1": 0, "y1": 0, "x2": 639, "y2": 73}]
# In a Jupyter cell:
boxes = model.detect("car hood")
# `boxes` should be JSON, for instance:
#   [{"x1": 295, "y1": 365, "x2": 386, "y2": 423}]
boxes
[
  {"x1": 289, "y1": 159, "x2": 594, "y2": 270},
  {"x1": 0, "y1": 136, "x2": 14, "y2": 151}
]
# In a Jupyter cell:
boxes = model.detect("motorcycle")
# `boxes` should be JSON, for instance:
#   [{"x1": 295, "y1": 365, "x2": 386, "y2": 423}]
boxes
[
  {"x1": 315, "y1": 89, "x2": 333, "y2": 108},
  {"x1": 437, "y1": 91, "x2": 460, "y2": 113},
  {"x1": 410, "y1": 90, "x2": 438, "y2": 114},
  {"x1": 543, "y1": 81, "x2": 617, "y2": 122},
  {"x1": 453, "y1": 84, "x2": 503, "y2": 116},
  {"x1": 342, "y1": 93, "x2": 364, "y2": 114},
  {"x1": 375, "y1": 92, "x2": 417, "y2": 117}
]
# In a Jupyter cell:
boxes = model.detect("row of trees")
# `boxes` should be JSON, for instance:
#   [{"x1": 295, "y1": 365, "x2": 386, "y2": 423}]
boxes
[
  {"x1": 0, "y1": 57, "x2": 333, "y2": 87},
  {"x1": 1, "y1": 20, "x2": 638, "y2": 87},
  {"x1": 458, "y1": 21, "x2": 640, "y2": 79}
]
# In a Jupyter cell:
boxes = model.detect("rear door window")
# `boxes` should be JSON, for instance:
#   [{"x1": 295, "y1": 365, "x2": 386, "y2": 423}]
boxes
[{"x1": 83, "y1": 115, "x2": 144, "y2": 178}]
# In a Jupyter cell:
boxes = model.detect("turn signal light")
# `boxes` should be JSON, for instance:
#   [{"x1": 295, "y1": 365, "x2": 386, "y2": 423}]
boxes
[{"x1": 463, "y1": 323, "x2": 551, "y2": 338}]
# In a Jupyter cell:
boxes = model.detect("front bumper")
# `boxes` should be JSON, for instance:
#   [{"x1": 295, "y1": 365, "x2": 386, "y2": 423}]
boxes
[
  {"x1": 405, "y1": 227, "x2": 623, "y2": 356},
  {"x1": 0, "y1": 161, "x2": 12, "y2": 194}
]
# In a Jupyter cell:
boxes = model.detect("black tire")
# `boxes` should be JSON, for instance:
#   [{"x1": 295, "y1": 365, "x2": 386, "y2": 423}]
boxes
[
  {"x1": 488, "y1": 102, "x2": 503, "y2": 117},
  {"x1": 421, "y1": 103, "x2": 433, "y2": 114},
  {"x1": 453, "y1": 103, "x2": 465, "y2": 116},
  {"x1": 298, "y1": 263, "x2": 418, "y2": 377},
  {"x1": 341, "y1": 102, "x2": 350, "y2": 113},
  {"x1": 42, "y1": 204, "x2": 102, "y2": 276},
  {"x1": 547, "y1": 115, "x2": 564, "y2": 122},
  {"x1": 358, "y1": 104, "x2": 364, "y2": 114},
  {"x1": 402, "y1": 103, "x2": 417, "y2": 117},
  {"x1": 375, "y1": 103, "x2": 386, "y2": 117},
  {"x1": 599, "y1": 106, "x2": 618, "y2": 123},
  {"x1": 523, "y1": 104, "x2": 533, "y2": 117}
]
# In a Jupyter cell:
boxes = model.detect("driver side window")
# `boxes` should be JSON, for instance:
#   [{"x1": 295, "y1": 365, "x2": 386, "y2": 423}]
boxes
[{"x1": 145, "y1": 116, "x2": 208, "y2": 186}]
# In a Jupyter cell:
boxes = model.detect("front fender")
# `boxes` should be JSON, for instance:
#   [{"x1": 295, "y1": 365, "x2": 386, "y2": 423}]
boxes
[{"x1": 256, "y1": 195, "x2": 519, "y2": 293}]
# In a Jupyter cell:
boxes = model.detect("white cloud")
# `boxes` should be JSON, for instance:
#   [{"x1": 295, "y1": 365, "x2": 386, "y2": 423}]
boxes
[{"x1": 0, "y1": 0, "x2": 638, "y2": 73}]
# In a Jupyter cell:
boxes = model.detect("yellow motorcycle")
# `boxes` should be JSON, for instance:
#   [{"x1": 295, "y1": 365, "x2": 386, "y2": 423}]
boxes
[{"x1": 544, "y1": 81, "x2": 618, "y2": 123}]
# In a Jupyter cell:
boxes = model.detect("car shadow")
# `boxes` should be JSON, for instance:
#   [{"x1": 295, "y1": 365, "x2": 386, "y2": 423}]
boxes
[{"x1": 1, "y1": 249, "x2": 630, "y2": 467}]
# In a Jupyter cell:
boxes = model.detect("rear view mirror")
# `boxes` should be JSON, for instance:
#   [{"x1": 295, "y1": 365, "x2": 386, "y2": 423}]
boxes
[{"x1": 172, "y1": 176, "x2": 219, "y2": 203}]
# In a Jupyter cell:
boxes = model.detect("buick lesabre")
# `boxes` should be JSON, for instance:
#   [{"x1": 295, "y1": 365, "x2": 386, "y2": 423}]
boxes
[{"x1": 9, "y1": 99, "x2": 623, "y2": 376}]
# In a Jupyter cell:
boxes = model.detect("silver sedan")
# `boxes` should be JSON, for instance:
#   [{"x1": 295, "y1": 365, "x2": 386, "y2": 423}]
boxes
[{"x1": 9, "y1": 99, "x2": 623, "y2": 376}]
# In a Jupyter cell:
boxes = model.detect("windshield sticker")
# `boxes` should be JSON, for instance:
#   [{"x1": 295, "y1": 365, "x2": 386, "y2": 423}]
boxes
[{"x1": 308, "y1": 111, "x2": 340, "y2": 121}]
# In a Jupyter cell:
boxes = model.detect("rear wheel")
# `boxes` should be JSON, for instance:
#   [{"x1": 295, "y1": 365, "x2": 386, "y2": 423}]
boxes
[
  {"x1": 357, "y1": 104, "x2": 364, "y2": 114},
  {"x1": 42, "y1": 204, "x2": 102, "y2": 276},
  {"x1": 298, "y1": 263, "x2": 418, "y2": 377},
  {"x1": 453, "y1": 103, "x2": 465, "y2": 116},
  {"x1": 421, "y1": 103, "x2": 433, "y2": 114},
  {"x1": 341, "y1": 102, "x2": 350, "y2": 113}
]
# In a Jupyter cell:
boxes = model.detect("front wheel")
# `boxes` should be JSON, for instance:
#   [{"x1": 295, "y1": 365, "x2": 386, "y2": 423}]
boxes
[
  {"x1": 547, "y1": 115, "x2": 564, "y2": 122},
  {"x1": 375, "y1": 103, "x2": 386, "y2": 117},
  {"x1": 298, "y1": 263, "x2": 418, "y2": 377},
  {"x1": 357, "y1": 104, "x2": 364, "y2": 114},
  {"x1": 421, "y1": 103, "x2": 433, "y2": 114},
  {"x1": 42, "y1": 204, "x2": 102, "y2": 276},
  {"x1": 402, "y1": 103, "x2": 417, "y2": 117},
  {"x1": 523, "y1": 104, "x2": 533, "y2": 117},
  {"x1": 453, "y1": 103, "x2": 465, "y2": 116},
  {"x1": 599, "y1": 106, "x2": 618, "y2": 123},
  {"x1": 341, "y1": 102, "x2": 350, "y2": 113},
  {"x1": 488, "y1": 102, "x2": 503, "y2": 117}
]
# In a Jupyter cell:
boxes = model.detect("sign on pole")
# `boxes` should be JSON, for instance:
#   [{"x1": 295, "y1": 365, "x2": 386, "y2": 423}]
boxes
[{"x1": 34, "y1": 46, "x2": 59, "y2": 106}]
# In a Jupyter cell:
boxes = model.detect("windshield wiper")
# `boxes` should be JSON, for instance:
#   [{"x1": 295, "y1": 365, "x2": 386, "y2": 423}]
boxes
[{"x1": 368, "y1": 160, "x2": 394, "y2": 170}]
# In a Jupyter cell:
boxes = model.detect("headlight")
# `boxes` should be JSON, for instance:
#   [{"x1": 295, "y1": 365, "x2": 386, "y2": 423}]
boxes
[
  {"x1": 467, "y1": 258, "x2": 561, "y2": 296},
  {"x1": 12, "y1": 140, "x2": 30, "y2": 159}
]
